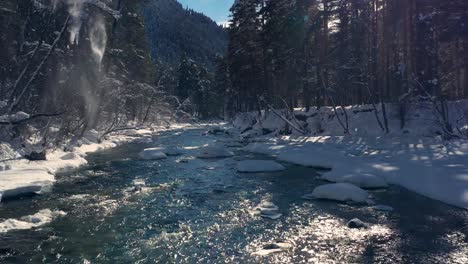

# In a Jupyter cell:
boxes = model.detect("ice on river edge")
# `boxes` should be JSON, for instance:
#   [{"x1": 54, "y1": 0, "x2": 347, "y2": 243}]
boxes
[
  {"x1": 0, "y1": 125, "x2": 191, "y2": 203},
  {"x1": 237, "y1": 160, "x2": 286, "y2": 173},
  {"x1": 0, "y1": 209, "x2": 67, "y2": 234}
]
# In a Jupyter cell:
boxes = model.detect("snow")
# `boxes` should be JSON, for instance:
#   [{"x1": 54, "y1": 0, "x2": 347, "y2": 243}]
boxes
[
  {"x1": 0, "y1": 111, "x2": 30, "y2": 123},
  {"x1": 237, "y1": 160, "x2": 285, "y2": 173},
  {"x1": 138, "y1": 148, "x2": 168, "y2": 160},
  {"x1": 254, "y1": 201, "x2": 282, "y2": 220},
  {"x1": 303, "y1": 183, "x2": 370, "y2": 203},
  {"x1": 143, "y1": 146, "x2": 184, "y2": 156},
  {"x1": 235, "y1": 101, "x2": 468, "y2": 209},
  {"x1": 0, "y1": 125, "x2": 193, "y2": 203},
  {"x1": 196, "y1": 144, "x2": 234, "y2": 159},
  {"x1": 0, "y1": 209, "x2": 66, "y2": 233},
  {"x1": 0, "y1": 169, "x2": 54, "y2": 201},
  {"x1": 277, "y1": 150, "x2": 335, "y2": 169},
  {"x1": 320, "y1": 168, "x2": 388, "y2": 188}
]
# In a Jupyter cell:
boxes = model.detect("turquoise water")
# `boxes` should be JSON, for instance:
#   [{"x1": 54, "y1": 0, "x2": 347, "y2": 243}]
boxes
[{"x1": 0, "y1": 128, "x2": 467, "y2": 263}]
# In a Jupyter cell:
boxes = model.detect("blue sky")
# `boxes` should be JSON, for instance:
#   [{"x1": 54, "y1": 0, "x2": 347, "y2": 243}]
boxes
[{"x1": 177, "y1": 0, "x2": 234, "y2": 24}]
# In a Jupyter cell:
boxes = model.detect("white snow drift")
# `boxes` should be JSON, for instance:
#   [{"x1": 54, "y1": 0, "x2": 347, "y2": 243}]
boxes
[
  {"x1": 320, "y1": 167, "x2": 388, "y2": 188},
  {"x1": 237, "y1": 160, "x2": 285, "y2": 173},
  {"x1": 303, "y1": 183, "x2": 370, "y2": 203}
]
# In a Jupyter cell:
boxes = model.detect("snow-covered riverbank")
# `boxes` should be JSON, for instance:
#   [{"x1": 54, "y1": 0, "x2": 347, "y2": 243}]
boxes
[
  {"x1": 234, "y1": 103, "x2": 468, "y2": 209},
  {"x1": 0, "y1": 124, "x2": 193, "y2": 202}
]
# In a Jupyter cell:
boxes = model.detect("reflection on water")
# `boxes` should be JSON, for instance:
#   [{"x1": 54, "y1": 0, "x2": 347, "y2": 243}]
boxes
[{"x1": 0, "y1": 128, "x2": 467, "y2": 263}]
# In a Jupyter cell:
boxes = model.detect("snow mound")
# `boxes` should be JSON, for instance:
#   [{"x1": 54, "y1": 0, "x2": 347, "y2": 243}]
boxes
[
  {"x1": 233, "y1": 113, "x2": 256, "y2": 133},
  {"x1": 138, "y1": 148, "x2": 168, "y2": 160},
  {"x1": 303, "y1": 183, "x2": 370, "y2": 203},
  {"x1": 321, "y1": 169, "x2": 388, "y2": 188},
  {"x1": 0, "y1": 209, "x2": 66, "y2": 233},
  {"x1": 237, "y1": 160, "x2": 285, "y2": 173},
  {"x1": 60, "y1": 152, "x2": 81, "y2": 160},
  {"x1": 196, "y1": 144, "x2": 234, "y2": 159},
  {"x1": 347, "y1": 218, "x2": 369, "y2": 229},
  {"x1": 156, "y1": 146, "x2": 184, "y2": 156},
  {"x1": 277, "y1": 151, "x2": 335, "y2": 169},
  {"x1": 132, "y1": 179, "x2": 146, "y2": 187},
  {"x1": 0, "y1": 169, "x2": 55, "y2": 202}
]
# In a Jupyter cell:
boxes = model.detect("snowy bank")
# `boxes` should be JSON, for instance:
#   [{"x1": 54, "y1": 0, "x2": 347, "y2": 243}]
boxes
[
  {"x1": 0, "y1": 124, "x2": 194, "y2": 202},
  {"x1": 235, "y1": 102, "x2": 468, "y2": 209}
]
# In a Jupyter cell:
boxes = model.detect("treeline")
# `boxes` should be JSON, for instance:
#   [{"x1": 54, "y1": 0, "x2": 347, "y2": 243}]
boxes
[
  {"x1": 218, "y1": 0, "x2": 468, "y2": 120},
  {"x1": 0, "y1": 0, "x2": 179, "y2": 146},
  {"x1": 143, "y1": 0, "x2": 228, "y2": 69}
]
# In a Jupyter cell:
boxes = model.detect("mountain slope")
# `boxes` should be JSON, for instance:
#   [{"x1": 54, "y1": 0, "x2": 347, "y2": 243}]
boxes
[{"x1": 143, "y1": 0, "x2": 228, "y2": 69}]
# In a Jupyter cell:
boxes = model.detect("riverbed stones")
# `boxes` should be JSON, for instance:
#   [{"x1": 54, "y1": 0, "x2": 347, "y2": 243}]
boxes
[
  {"x1": 253, "y1": 240, "x2": 294, "y2": 256},
  {"x1": 347, "y1": 218, "x2": 369, "y2": 229}
]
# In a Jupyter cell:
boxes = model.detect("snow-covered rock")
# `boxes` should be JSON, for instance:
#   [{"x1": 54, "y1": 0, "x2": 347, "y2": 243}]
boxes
[
  {"x1": 132, "y1": 179, "x2": 146, "y2": 187},
  {"x1": 237, "y1": 160, "x2": 286, "y2": 173},
  {"x1": 60, "y1": 152, "x2": 81, "y2": 160},
  {"x1": 159, "y1": 146, "x2": 184, "y2": 156},
  {"x1": 196, "y1": 144, "x2": 234, "y2": 159},
  {"x1": 233, "y1": 113, "x2": 256, "y2": 133},
  {"x1": 0, "y1": 209, "x2": 66, "y2": 233},
  {"x1": 320, "y1": 169, "x2": 388, "y2": 188},
  {"x1": 347, "y1": 218, "x2": 369, "y2": 229},
  {"x1": 303, "y1": 183, "x2": 370, "y2": 203},
  {"x1": 138, "y1": 148, "x2": 168, "y2": 160},
  {"x1": 0, "y1": 168, "x2": 55, "y2": 202},
  {"x1": 254, "y1": 201, "x2": 282, "y2": 220}
]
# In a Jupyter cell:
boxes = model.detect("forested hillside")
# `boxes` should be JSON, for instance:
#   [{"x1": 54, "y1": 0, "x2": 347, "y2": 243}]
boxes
[
  {"x1": 0, "y1": 0, "x2": 179, "y2": 152},
  {"x1": 219, "y1": 0, "x2": 468, "y2": 133},
  {"x1": 143, "y1": 0, "x2": 228, "y2": 69}
]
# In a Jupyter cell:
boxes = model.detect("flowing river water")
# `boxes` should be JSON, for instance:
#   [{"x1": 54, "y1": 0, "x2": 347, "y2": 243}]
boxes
[{"x1": 0, "y1": 128, "x2": 467, "y2": 263}]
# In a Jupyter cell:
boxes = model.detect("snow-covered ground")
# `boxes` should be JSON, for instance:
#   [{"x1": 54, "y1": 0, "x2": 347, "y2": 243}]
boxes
[
  {"x1": 234, "y1": 102, "x2": 468, "y2": 209},
  {"x1": 0, "y1": 124, "x2": 192, "y2": 202}
]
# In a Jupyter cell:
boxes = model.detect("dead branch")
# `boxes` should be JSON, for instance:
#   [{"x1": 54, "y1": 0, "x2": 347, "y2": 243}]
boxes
[
  {"x1": 8, "y1": 14, "x2": 71, "y2": 113},
  {"x1": 0, "y1": 111, "x2": 66, "y2": 125},
  {"x1": 259, "y1": 97, "x2": 307, "y2": 135},
  {"x1": 320, "y1": 73, "x2": 349, "y2": 134}
]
